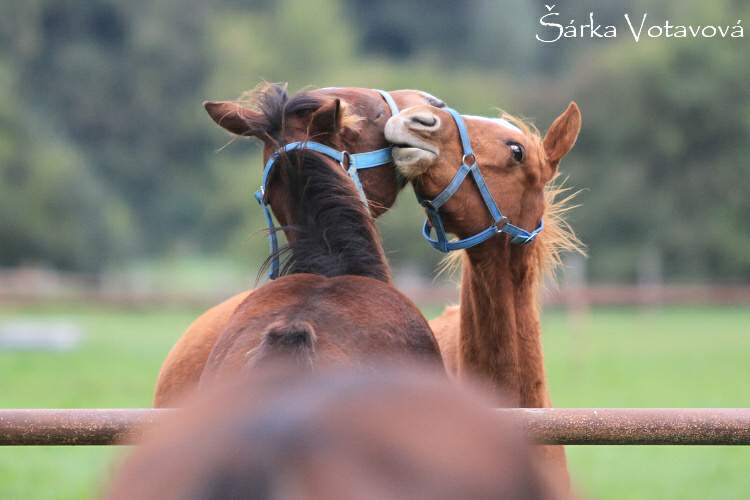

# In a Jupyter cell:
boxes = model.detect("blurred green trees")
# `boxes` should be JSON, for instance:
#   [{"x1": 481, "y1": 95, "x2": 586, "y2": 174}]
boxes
[
  {"x1": 1, "y1": 0, "x2": 214, "y2": 267},
  {"x1": 0, "y1": 0, "x2": 747, "y2": 282},
  {"x1": 561, "y1": 37, "x2": 750, "y2": 282},
  {"x1": 0, "y1": 55, "x2": 133, "y2": 270}
]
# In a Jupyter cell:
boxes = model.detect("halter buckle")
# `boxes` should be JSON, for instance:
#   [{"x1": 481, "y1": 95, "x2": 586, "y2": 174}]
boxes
[
  {"x1": 462, "y1": 153, "x2": 476, "y2": 166},
  {"x1": 421, "y1": 199, "x2": 436, "y2": 211},
  {"x1": 339, "y1": 151, "x2": 351, "y2": 169}
]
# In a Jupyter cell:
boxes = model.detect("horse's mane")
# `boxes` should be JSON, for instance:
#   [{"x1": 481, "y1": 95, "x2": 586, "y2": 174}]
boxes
[
  {"x1": 234, "y1": 82, "x2": 390, "y2": 282},
  {"x1": 438, "y1": 112, "x2": 584, "y2": 282},
  {"x1": 535, "y1": 177, "x2": 585, "y2": 279},
  {"x1": 260, "y1": 150, "x2": 391, "y2": 283},
  {"x1": 235, "y1": 82, "x2": 363, "y2": 143}
]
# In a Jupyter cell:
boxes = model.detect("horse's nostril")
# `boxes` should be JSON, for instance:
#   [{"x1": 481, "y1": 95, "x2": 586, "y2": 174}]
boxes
[{"x1": 410, "y1": 114, "x2": 437, "y2": 128}]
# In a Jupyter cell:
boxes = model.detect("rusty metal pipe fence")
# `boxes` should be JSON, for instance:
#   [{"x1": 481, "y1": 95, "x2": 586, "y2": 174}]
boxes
[{"x1": 1, "y1": 408, "x2": 749, "y2": 446}]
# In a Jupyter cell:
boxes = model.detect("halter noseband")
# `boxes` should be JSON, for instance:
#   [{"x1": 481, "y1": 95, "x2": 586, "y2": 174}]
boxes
[
  {"x1": 418, "y1": 108, "x2": 543, "y2": 252},
  {"x1": 255, "y1": 89, "x2": 400, "y2": 279}
]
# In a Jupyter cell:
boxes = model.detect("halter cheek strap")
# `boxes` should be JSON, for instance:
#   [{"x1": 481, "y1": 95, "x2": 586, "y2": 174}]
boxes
[
  {"x1": 345, "y1": 89, "x2": 400, "y2": 201},
  {"x1": 418, "y1": 107, "x2": 543, "y2": 253},
  {"x1": 256, "y1": 89, "x2": 400, "y2": 279}
]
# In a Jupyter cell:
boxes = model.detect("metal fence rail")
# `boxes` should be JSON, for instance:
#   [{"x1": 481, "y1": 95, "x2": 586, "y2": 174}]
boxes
[
  {"x1": 497, "y1": 408, "x2": 750, "y2": 445},
  {"x1": 2, "y1": 408, "x2": 749, "y2": 446},
  {"x1": 0, "y1": 409, "x2": 167, "y2": 446}
]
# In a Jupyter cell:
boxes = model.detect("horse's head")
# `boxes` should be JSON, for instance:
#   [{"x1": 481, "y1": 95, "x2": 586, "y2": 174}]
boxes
[
  {"x1": 107, "y1": 365, "x2": 560, "y2": 500},
  {"x1": 385, "y1": 102, "x2": 581, "y2": 245},
  {"x1": 204, "y1": 84, "x2": 444, "y2": 225}
]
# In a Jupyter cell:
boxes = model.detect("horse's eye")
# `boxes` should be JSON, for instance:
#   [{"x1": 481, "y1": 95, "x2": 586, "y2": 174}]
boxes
[{"x1": 507, "y1": 142, "x2": 524, "y2": 163}]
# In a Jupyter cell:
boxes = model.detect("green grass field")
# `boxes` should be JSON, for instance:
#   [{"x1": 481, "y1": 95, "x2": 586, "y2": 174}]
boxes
[{"x1": 1, "y1": 305, "x2": 749, "y2": 499}]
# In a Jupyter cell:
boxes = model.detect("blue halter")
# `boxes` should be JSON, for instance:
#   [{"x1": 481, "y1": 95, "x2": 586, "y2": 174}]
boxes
[
  {"x1": 255, "y1": 89, "x2": 400, "y2": 279},
  {"x1": 418, "y1": 108, "x2": 543, "y2": 252}
]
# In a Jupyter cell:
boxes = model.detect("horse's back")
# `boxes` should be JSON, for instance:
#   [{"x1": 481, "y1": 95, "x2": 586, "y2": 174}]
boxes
[
  {"x1": 201, "y1": 274, "x2": 442, "y2": 380},
  {"x1": 153, "y1": 289, "x2": 252, "y2": 407}
]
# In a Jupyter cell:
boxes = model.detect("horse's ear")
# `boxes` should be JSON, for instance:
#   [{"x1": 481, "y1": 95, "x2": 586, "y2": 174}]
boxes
[
  {"x1": 307, "y1": 98, "x2": 341, "y2": 137},
  {"x1": 203, "y1": 101, "x2": 268, "y2": 138},
  {"x1": 543, "y1": 102, "x2": 582, "y2": 169}
]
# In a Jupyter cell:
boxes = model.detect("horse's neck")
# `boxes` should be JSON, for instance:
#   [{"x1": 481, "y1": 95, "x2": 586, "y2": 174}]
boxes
[
  {"x1": 280, "y1": 157, "x2": 392, "y2": 283},
  {"x1": 459, "y1": 241, "x2": 550, "y2": 407}
]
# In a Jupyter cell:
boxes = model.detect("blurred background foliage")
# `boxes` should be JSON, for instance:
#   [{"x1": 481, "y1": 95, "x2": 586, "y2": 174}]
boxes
[{"x1": 0, "y1": 0, "x2": 748, "y2": 282}]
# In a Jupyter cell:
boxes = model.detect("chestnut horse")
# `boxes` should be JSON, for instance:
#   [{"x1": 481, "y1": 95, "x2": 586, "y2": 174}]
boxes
[
  {"x1": 154, "y1": 85, "x2": 448, "y2": 406},
  {"x1": 110, "y1": 364, "x2": 561, "y2": 500},
  {"x1": 198, "y1": 143, "x2": 442, "y2": 382},
  {"x1": 385, "y1": 103, "x2": 583, "y2": 494}
]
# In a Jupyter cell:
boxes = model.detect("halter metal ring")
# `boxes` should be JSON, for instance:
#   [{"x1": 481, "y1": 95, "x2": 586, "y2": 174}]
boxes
[
  {"x1": 462, "y1": 153, "x2": 476, "y2": 165},
  {"x1": 339, "y1": 151, "x2": 351, "y2": 169},
  {"x1": 494, "y1": 216, "x2": 509, "y2": 232}
]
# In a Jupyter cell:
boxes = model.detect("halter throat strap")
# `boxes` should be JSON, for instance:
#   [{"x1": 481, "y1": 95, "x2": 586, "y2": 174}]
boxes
[
  {"x1": 418, "y1": 107, "x2": 543, "y2": 253},
  {"x1": 256, "y1": 89, "x2": 399, "y2": 279}
]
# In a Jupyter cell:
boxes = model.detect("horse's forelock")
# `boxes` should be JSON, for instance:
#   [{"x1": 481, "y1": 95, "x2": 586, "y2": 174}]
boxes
[
  {"x1": 235, "y1": 82, "x2": 291, "y2": 137},
  {"x1": 284, "y1": 92, "x2": 325, "y2": 117}
]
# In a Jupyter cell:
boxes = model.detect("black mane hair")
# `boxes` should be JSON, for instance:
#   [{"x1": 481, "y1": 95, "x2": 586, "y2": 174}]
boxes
[
  {"x1": 252, "y1": 84, "x2": 324, "y2": 140},
  {"x1": 260, "y1": 150, "x2": 391, "y2": 283}
]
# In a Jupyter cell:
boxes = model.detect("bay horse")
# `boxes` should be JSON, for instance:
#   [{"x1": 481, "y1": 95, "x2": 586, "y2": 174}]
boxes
[
  {"x1": 384, "y1": 102, "x2": 583, "y2": 494},
  {"x1": 198, "y1": 139, "x2": 442, "y2": 381},
  {"x1": 109, "y1": 364, "x2": 561, "y2": 500},
  {"x1": 154, "y1": 84, "x2": 448, "y2": 406}
]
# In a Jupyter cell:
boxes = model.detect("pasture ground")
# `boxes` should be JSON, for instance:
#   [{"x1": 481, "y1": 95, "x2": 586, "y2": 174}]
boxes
[{"x1": 0, "y1": 304, "x2": 749, "y2": 499}]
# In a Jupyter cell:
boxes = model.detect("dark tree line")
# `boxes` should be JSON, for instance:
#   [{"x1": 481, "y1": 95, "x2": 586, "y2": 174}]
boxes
[{"x1": 0, "y1": 0, "x2": 748, "y2": 282}]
